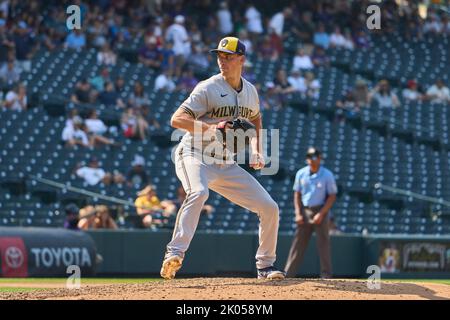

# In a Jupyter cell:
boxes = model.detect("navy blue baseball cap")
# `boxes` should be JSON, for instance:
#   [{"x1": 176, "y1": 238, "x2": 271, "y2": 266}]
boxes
[
  {"x1": 210, "y1": 37, "x2": 246, "y2": 55},
  {"x1": 306, "y1": 147, "x2": 321, "y2": 158}
]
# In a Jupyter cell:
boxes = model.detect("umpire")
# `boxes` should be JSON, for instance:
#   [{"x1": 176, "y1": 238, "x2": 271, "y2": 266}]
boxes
[{"x1": 284, "y1": 147, "x2": 337, "y2": 278}]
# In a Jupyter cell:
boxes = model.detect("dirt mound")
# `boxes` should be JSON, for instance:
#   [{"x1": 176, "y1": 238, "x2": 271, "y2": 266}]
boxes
[{"x1": 1, "y1": 278, "x2": 449, "y2": 300}]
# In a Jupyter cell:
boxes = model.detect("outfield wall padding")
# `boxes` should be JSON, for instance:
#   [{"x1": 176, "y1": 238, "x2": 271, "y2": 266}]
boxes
[{"x1": 0, "y1": 227, "x2": 97, "y2": 277}]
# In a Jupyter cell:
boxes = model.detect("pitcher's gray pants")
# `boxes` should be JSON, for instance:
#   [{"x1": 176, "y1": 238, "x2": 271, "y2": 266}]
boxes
[{"x1": 165, "y1": 145, "x2": 280, "y2": 269}]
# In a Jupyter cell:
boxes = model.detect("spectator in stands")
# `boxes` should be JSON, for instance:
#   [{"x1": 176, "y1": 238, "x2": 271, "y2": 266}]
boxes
[
  {"x1": 313, "y1": 24, "x2": 330, "y2": 49},
  {"x1": 13, "y1": 21, "x2": 35, "y2": 72},
  {"x1": 87, "y1": 16, "x2": 108, "y2": 48},
  {"x1": 85, "y1": 109, "x2": 108, "y2": 136},
  {"x1": 273, "y1": 69, "x2": 296, "y2": 94},
  {"x1": 187, "y1": 43, "x2": 209, "y2": 74},
  {"x1": 134, "y1": 185, "x2": 175, "y2": 227},
  {"x1": 245, "y1": 3, "x2": 264, "y2": 41},
  {"x1": 165, "y1": 15, "x2": 190, "y2": 78},
  {"x1": 402, "y1": 79, "x2": 423, "y2": 102},
  {"x1": 160, "y1": 41, "x2": 175, "y2": 77},
  {"x1": 426, "y1": 79, "x2": 450, "y2": 104},
  {"x1": 71, "y1": 78, "x2": 96, "y2": 104},
  {"x1": 114, "y1": 76, "x2": 126, "y2": 94},
  {"x1": 121, "y1": 107, "x2": 149, "y2": 141},
  {"x1": 353, "y1": 79, "x2": 370, "y2": 108},
  {"x1": 0, "y1": 59, "x2": 21, "y2": 87},
  {"x1": 268, "y1": 7, "x2": 292, "y2": 38},
  {"x1": 63, "y1": 203, "x2": 80, "y2": 231},
  {"x1": 0, "y1": 19, "x2": 15, "y2": 65},
  {"x1": 82, "y1": 116, "x2": 115, "y2": 148},
  {"x1": 61, "y1": 116, "x2": 90, "y2": 147},
  {"x1": 261, "y1": 81, "x2": 283, "y2": 110},
  {"x1": 78, "y1": 205, "x2": 97, "y2": 230},
  {"x1": 97, "y1": 42, "x2": 117, "y2": 66},
  {"x1": 353, "y1": 29, "x2": 370, "y2": 49},
  {"x1": 93, "y1": 205, "x2": 118, "y2": 230},
  {"x1": 335, "y1": 90, "x2": 360, "y2": 122},
  {"x1": 342, "y1": 29, "x2": 355, "y2": 50},
  {"x1": 305, "y1": 72, "x2": 321, "y2": 99},
  {"x1": 423, "y1": 15, "x2": 443, "y2": 34},
  {"x1": 128, "y1": 81, "x2": 150, "y2": 108},
  {"x1": 369, "y1": 79, "x2": 400, "y2": 108},
  {"x1": 154, "y1": 68, "x2": 176, "y2": 92},
  {"x1": 292, "y1": 48, "x2": 314, "y2": 72},
  {"x1": 138, "y1": 35, "x2": 163, "y2": 70},
  {"x1": 258, "y1": 35, "x2": 279, "y2": 61},
  {"x1": 75, "y1": 157, "x2": 125, "y2": 186},
  {"x1": 64, "y1": 29, "x2": 86, "y2": 50},
  {"x1": 126, "y1": 155, "x2": 149, "y2": 188},
  {"x1": 98, "y1": 81, "x2": 126, "y2": 108},
  {"x1": 287, "y1": 69, "x2": 307, "y2": 94},
  {"x1": 329, "y1": 26, "x2": 346, "y2": 48},
  {"x1": 3, "y1": 83, "x2": 27, "y2": 111},
  {"x1": 65, "y1": 108, "x2": 81, "y2": 128},
  {"x1": 242, "y1": 60, "x2": 256, "y2": 84},
  {"x1": 176, "y1": 68, "x2": 198, "y2": 92},
  {"x1": 38, "y1": 26, "x2": 60, "y2": 52},
  {"x1": 292, "y1": 11, "x2": 315, "y2": 44},
  {"x1": 140, "y1": 103, "x2": 161, "y2": 130},
  {"x1": 311, "y1": 46, "x2": 330, "y2": 68},
  {"x1": 90, "y1": 67, "x2": 110, "y2": 92},
  {"x1": 217, "y1": 1, "x2": 233, "y2": 36}
]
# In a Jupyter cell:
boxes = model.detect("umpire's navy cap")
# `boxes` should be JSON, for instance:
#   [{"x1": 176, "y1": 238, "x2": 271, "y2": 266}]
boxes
[{"x1": 306, "y1": 147, "x2": 321, "y2": 158}]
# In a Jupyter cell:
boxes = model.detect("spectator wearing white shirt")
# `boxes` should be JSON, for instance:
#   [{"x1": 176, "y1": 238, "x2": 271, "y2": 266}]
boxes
[
  {"x1": 329, "y1": 27, "x2": 347, "y2": 48},
  {"x1": 402, "y1": 80, "x2": 423, "y2": 101},
  {"x1": 268, "y1": 7, "x2": 292, "y2": 37},
  {"x1": 3, "y1": 84, "x2": 27, "y2": 111},
  {"x1": 217, "y1": 1, "x2": 233, "y2": 35},
  {"x1": 426, "y1": 79, "x2": 450, "y2": 104},
  {"x1": 369, "y1": 79, "x2": 400, "y2": 108},
  {"x1": 97, "y1": 43, "x2": 117, "y2": 66},
  {"x1": 287, "y1": 70, "x2": 307, "y2": 93},
  {"x1": 0, "y1": 60, "x2": 21, "y2": 86},
  {"x1": 61, "y1": 118, "x2": 90, "y2": 147},
  {"x1": 165, "y1": 15, "x2": 190, "y2": 78},
  {"x1": 154, "y1": 69, "x2": 176, "y2": 92},
  {"x1": 245, "y1": 4, "x2": 263, "y2": 41},
  {"x1": 292, "y1": 48, "x2": 314, "y2": 72},
  {"x1": 75, "y1": 157, "x2": 124, "y2": 186},
  {"x1": 85, "y1": 109, "x2": 108, "y2": 135}
]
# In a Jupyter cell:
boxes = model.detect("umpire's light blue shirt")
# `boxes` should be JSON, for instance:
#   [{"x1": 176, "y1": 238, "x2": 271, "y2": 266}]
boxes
[{"x1": 293, "y1": 166, "x2": 337, "y2": 207}]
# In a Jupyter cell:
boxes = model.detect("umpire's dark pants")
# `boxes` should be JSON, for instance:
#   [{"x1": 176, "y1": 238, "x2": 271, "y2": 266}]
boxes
[{"x1": 284, "y1": 205, "x2": 332, "y2": 278}]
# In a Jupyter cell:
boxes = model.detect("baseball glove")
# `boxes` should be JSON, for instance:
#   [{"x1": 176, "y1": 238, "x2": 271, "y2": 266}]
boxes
[
  {"x1": 216, "y1": 118, "x2": 256, "y2": 132},
  {"x1": 215, "y1": 118, "x2": 256, "y2": 153}
]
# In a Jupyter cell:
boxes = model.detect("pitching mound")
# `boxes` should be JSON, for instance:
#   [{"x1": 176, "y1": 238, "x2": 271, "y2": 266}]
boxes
[{"x1": 1, "y1": 278, "x2": 449, "y2": 300}]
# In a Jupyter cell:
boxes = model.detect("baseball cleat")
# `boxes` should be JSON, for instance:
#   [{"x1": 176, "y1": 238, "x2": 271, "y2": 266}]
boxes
[
  {"x1": 257, "y1": 266, "x2": 286, "y2": 280},
  {"x1": 160, "y1": 255, "x2": 183, "y2": 280}
]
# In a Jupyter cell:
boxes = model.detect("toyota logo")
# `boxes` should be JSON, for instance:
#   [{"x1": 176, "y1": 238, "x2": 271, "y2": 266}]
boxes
[{"x1": 5, "y1": 246, "x2": 24, "y2": 269}]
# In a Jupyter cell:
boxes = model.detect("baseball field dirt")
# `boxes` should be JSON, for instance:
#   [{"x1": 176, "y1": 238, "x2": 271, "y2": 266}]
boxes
[{"x1": 1, "y1": 278, "x2": 449, "y2": 300}]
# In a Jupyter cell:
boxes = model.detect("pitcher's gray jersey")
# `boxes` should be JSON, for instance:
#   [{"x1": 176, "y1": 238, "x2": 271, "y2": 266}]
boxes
[{"x1": 179, "y1": 74, "x2": 260, "y2": 155}]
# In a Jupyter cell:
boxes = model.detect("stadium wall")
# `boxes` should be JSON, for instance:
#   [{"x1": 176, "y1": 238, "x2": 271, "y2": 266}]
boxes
[{"x1": 87, "y1": 230, "x2": 450, "y2": 278}]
